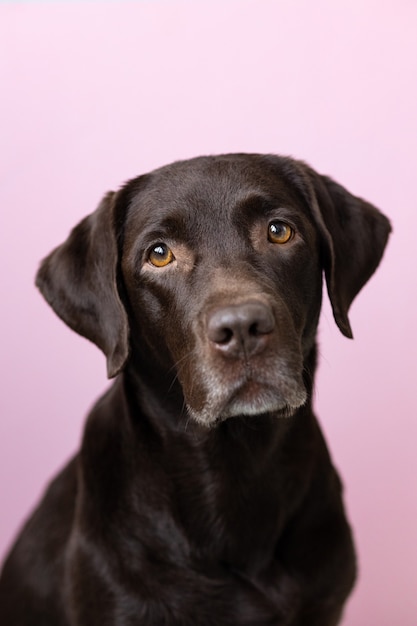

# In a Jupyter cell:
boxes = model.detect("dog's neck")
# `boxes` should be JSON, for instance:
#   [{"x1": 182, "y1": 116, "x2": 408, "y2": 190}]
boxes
[
  {"x1": 120, "y1": 349, "x2": 318, "y2": 571},
  {"x1": 81, "y1": 345, "x2": 319, "y2": 573}
]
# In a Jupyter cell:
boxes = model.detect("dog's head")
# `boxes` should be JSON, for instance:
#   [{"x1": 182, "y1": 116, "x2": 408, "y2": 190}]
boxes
[{"x1": 36, "y1": 155, "x2": 391, "y2": 427}]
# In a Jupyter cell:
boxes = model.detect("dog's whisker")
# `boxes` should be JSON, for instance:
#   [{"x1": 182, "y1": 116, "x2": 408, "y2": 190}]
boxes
[{"x1": 167, "y1": 351, "x2": 195, "y2": 394}]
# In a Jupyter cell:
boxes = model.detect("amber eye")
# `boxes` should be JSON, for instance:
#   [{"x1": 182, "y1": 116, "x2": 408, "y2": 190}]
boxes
[
  {"x1": 148, "y1": 243, "x2": 175, "y2": 267},
  {"x1": 268, "y1": 221, "x2": 293, "y2": 244}
]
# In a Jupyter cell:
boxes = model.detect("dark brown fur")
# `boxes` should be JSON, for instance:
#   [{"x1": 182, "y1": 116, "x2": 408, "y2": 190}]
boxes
[{"x1": 0, "y1": 154, "x2": 391, "y2": 625}]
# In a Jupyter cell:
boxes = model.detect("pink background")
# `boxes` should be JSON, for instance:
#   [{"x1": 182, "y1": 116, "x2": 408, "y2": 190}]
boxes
[{"x1": 0, "y1": 1, "x2": 416, "y2": 623}]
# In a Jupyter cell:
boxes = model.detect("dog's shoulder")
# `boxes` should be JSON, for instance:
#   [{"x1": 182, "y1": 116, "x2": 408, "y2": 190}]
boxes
[{"x1": 0, "y1": 456, "x2": 78, "y2": 623}]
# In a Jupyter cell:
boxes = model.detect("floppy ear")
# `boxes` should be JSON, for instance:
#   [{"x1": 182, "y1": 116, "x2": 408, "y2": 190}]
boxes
[
  {"x1": 299, "y1": 165, "x2": 391, "y2": 338},
  {"x1": 36, "y1": 191, "x2": 129, "y2": 378}
]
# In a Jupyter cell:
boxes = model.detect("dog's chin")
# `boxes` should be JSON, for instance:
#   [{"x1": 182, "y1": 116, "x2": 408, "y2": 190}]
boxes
[{"x1": 186, "y1": 382, "x2": 307, "y2": 429}]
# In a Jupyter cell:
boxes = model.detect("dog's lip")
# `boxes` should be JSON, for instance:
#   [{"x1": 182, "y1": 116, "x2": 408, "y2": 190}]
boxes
[
  {"x1": 216, "y1": 376, "x2": 303, "y2": 419},
  {"x1": 228, "y1": 378, "x2": 274, "y2": 403},
  {"x1": 184, "y1": 366, "x2": 307, "y2": 426}
]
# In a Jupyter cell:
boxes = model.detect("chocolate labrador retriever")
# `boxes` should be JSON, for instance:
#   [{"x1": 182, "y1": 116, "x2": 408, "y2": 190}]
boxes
[{"x1": 0, "y1": 154, "x2": 390, "y2": 625}]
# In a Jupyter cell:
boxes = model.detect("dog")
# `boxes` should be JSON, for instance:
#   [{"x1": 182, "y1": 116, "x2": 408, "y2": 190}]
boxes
[{"x1": 0, "y1": 154, "x2": 390, "y2": 625}]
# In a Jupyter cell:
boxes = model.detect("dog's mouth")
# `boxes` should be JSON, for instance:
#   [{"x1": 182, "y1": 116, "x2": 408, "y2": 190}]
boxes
[
  {"x1": 185, "y1": 372, "x2": 307, "y2": 428},
  {"x1": 221, "y1": 380, "x2": 291, "y2": 417}
]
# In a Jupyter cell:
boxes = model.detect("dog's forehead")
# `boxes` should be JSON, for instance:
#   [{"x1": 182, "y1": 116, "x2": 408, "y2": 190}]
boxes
[{"x1": 125, "y1": 155, "x2": 307, "y2": 233}]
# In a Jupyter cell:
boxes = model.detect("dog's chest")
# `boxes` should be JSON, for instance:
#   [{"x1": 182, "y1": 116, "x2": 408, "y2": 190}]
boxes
[{"x1": 169, "y1": 445, "x2": 290, "y2": 570}]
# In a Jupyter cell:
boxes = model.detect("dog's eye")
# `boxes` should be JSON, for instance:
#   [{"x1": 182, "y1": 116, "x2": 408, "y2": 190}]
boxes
[
  {"x1": 268, "y1": 221, "x2": 293, "y2": 244},
  {"x1": 148, "y1": 243, "x2": 175, "y2": 268}
]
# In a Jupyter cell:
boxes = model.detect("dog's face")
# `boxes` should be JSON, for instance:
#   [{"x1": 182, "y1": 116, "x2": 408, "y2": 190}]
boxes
[
  {"x1": 121, "y1": 156, "x2": 321, "y2": 425},
  {"x1": 36, "y1": 154, "x2": 391, "y2": 428}
]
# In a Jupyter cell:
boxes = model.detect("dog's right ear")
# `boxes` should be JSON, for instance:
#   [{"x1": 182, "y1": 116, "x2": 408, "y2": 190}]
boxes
[
  {"x1": 36, "y1": 191, "x2": 129, "y2": 378},
  {"x1": 295, "y1": 164, "x2": 391, "y2": 338}
]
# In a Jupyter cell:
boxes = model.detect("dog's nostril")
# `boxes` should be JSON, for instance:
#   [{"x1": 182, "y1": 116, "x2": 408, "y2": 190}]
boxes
[
  {"x1": 215, "y1": 327, "x2": 234, "y2": 345},
  {"x1": 207, "y1": 302, "x2": 275, "y2": 357},
  {"x1": 207, "y1": 318, "x2": 234, "y2": 345},
  {"x1": 249, "y1": 322, "x2": 261, "y2": 337}
]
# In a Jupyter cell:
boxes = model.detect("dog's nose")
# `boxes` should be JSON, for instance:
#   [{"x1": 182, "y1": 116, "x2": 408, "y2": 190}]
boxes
[{"x1": 207, "y1": 302, "x2": 275, "y2": 359}]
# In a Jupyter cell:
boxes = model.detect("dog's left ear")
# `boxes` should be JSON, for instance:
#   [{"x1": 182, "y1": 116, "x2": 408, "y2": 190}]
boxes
[
  {"x1": 36, "y1": 191, "x2": 129, "y2": 378},
  {"x1": 300, "y1": 165, "x2": 391, "y2": 338}
]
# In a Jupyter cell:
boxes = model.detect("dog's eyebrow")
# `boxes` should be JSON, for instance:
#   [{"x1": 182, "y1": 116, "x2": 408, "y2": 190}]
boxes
[
  {"x1": 141, "y1": 214, "x2": 187, "y2": 243},
  {"x1": 237, "y1": 193, "x2": 275, "y2": 211},
  {"x1": 235, "y1": 193, "x2": 301, "y2": 224},
  {"x1": 159, "y1": 215, "x2": 187, "y2": 237},
  {"x1": 235, "y1": 192, "x2": 311, "y2": 231},
  {"x1": 235, "y1": 193, "x2": 293, "y2": 218}
]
